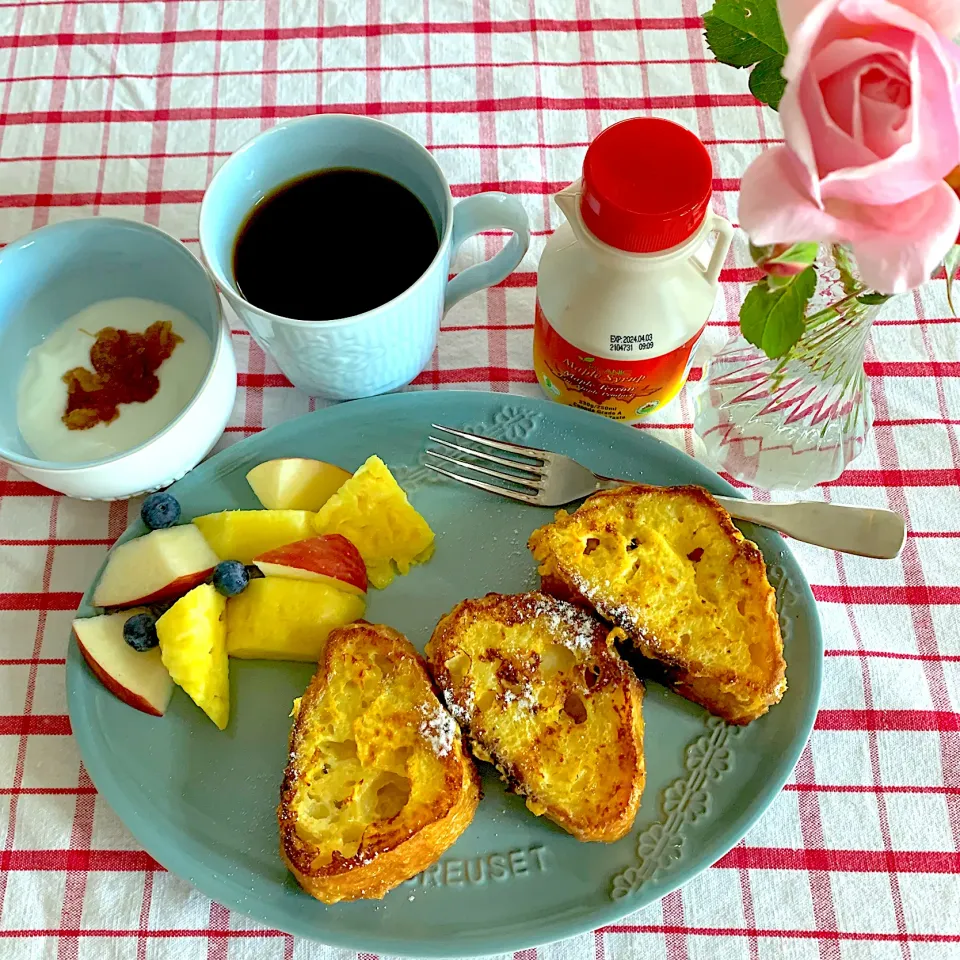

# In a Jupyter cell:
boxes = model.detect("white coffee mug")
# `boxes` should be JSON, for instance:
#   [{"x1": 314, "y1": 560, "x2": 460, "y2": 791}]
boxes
[{"x1": 199, "y1": 114, "x2": 530, "y2": 400}]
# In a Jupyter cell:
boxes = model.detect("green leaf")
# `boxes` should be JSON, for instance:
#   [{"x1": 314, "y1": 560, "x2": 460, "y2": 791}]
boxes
[
  {"x1": 704, "y1": 0, "x2": 788, "y2": 111},
  {"x1": 945, "y1": 244, "x2": 960, "y2": 317},
  {"x1": 832, "y1": 244, "x2": 860, "y2": 294},
  {"x1": 856, "y1": 293, "x2": 892, "y2": 305},
  {"x1": 766, "y1": 242, "x2": 819, "y2": 268},
  {"x1": 748, "y1": 55, "x2": 787, "y2": 110},
  {"x1": 740, "y1": 267, "x2": 817, "y2": 359},
  {"x1": 703, "y1": 0, "x2": 787, "y2": 59},
  {"x1": 765, "y1": 272, "x2": 798, "y2": 290},
  {"x1": 702, "y1": 13, "x2": 772, "y2": 67},
  {"x1": 749, "y1": 241, "x2": 774, "y2": 264}
]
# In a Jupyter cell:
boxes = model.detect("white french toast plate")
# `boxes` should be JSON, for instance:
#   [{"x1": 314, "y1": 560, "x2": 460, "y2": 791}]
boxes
[{"x1": 67, "y1": 390, "x2": 822, "y2": 956}]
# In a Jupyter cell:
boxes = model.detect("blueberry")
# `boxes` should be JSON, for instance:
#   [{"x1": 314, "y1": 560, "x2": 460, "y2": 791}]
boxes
[
  {"x1": 141, "y1": 492, "x2": 181, "y2": 530},
  {"x1": 123, "y1": 612, "x2": 159, "y2": 652},
  {"x1": 212, "y1": 560, "x2": 249, "y2": 597}
]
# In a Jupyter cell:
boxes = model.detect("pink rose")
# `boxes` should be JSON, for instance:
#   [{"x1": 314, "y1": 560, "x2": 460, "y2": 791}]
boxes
[{"x1": 739, "y1": 0, "x2": 960, "y2": 293}]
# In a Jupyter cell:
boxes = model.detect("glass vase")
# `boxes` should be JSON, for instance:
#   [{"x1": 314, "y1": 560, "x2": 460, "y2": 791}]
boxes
[{"x1": 692, "y1": 246, "x2": 889, "y2": 491}]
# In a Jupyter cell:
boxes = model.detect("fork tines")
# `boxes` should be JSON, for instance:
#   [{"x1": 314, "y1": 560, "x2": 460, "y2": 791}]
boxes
[
  {"x1": 430, "y1": 424, "x2": 546, "y2": 458},
  {"x1": 424, "y1": 424, "x2": 546, "y2": 504}
]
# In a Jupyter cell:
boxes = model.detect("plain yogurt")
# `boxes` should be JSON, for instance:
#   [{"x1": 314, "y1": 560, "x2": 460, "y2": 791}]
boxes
[{"x1": 17, "y1": 298, "x2": 211, "y2": 463}]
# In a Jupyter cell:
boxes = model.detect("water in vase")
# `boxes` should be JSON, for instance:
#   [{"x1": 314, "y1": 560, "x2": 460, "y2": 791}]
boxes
[{"x1": 692, "y1": 315, "x2": 874, "y2": 491}]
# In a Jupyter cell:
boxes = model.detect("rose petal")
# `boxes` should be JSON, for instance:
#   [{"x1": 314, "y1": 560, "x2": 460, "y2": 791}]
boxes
[
  {"x1": 738, "y1": 147, "x2": 837, "y2": 242},
  {"x1": 800, "y1": 62, "x2": 878, "y2": 175},
  {"x1": 782, "y1": 0, "x2": 960, "y2": 63},
  {"x1": 813, "y1": 35, "x2": 912, "y2": 80},
  {"x1": 779, "y1": 1, "x2": 868, "y2": 192},
  {"x1": 739, "y1": 148, "x2": 960, "y2": 293},
  {"x1": 799, "y1": 35, "x2": 911, "y2": 176},
  {"x1": 779, "y1": 0, "x2": 838, "y2": 50},
  {"x1": 766, "y1": 0, "x2": 960, "y2": 293},
  {"x1": 830, "y1": 0, "x2": 960, "y2": 169},
  {"x1": 859, "y1": 65, "x2": 912, "y2": 157},
  {"x1": 807, "y1": 48, "x2": 901, "y2": 172},
  {"x1": 820, "y1": 27, "x2": 960, "y2": 203},
  {"x1": 816, "y1": 41, "x2": 910, "y2": 145},
  {"x1": 888, "y1": 0, "x2": 960, "y2": 36},
  {"x1": 815, "y1": 51, "x2": 913, "y2": 159},
  {"x1": 840, "y1": 181, "x2": 960, "y2": 292}
]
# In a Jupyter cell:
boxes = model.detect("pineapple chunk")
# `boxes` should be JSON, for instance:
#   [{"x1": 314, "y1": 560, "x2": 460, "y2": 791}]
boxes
[
  {"x1": 226, "y1": 578, "x2": 365, "y2": 661},
  {"x1": 156, "y1": 583, "x2": 229, "y2": 730},
  {"x1": 314, "y1": 455, "x2": 434, "y2": 589},
  {"x1": 193, "y1": 509, "x2": 314, "y2": 563}
]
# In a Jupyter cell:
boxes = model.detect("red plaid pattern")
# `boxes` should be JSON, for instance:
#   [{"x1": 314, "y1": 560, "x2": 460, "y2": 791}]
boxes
[{"x1": 1, "y1": 2, "x2": 958, "y2": 958}]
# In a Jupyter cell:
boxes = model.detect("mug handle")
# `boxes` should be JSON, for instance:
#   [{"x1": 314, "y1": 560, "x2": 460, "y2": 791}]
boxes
[{"x1": 443, "y1": 193, "x2": 531, "y2": 313}]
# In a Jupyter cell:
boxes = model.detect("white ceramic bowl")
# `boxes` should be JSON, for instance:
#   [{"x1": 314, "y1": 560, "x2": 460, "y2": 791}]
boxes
[{"x1": 0, "y1": 218, "x2": 237, "y2": 500}]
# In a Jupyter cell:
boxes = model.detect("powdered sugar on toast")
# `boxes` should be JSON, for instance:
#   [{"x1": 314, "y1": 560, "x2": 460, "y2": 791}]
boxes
[
  {"x1": 443, "y1": 685, "x2": 473, "y2": 726},
  {"x1": 418, "y1": 705, "x2": 457, "y2": 756},
  {"x1": 527, "y1": 593, "x2": 598, "y2": 654}
]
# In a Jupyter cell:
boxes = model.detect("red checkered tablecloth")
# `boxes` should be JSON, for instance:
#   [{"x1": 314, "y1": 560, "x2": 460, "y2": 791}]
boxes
[{"x1": 1, "y1": 1, "x2": 958, "y2": 958}]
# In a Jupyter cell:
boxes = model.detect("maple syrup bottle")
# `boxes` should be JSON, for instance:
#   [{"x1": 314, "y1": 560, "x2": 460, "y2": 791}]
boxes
[{"x1": 533, "y1": 118, "x2": 733, "y2": 423}]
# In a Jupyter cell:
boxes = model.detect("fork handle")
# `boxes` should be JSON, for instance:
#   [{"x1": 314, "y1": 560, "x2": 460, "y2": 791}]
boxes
[
  {"x1": 713, "y1": 497, "x2": 906, "y2": 559},
  {"x1": 596, "y1": 479, "x2": 906, "y2": 559}
]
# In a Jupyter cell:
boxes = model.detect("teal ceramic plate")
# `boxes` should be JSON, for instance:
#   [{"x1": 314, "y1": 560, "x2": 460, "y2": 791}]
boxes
[{"x1": 66, "y1": 391, "x2": 821, "y2": 957}]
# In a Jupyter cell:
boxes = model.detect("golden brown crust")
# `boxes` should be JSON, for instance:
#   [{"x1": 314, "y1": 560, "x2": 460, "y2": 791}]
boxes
[
  {"x1": 529, "y1": 484, "x2": 786, "y2": 725},
  {"x1": 279, "y1": 622, "x2": 480, "y2": 903},
  {"x1": 427, "y1": 592, "x2": 645, "y2": 842},
  {"x1": 280, "y1": 760, "x2": 480, "y2": 903}
]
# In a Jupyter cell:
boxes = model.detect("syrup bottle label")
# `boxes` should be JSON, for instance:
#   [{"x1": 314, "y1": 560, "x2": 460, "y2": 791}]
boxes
[{"x1": 532, "y1": 300, "x2": 704, "y2": 422}]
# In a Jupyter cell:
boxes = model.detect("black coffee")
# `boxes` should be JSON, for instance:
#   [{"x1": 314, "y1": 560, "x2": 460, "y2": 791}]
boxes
[{"x1": 233, "y1": 168, "x2": 439, "y2": 322}]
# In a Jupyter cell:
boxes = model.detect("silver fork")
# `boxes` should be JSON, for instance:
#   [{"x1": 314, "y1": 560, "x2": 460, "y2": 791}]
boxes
[{"x1": 424, "y1": 424, "x2": 906, "y2": 560}]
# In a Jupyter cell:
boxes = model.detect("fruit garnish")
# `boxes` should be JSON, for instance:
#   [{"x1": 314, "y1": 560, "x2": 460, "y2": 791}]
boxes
[
  {"x1": 253, "y1": 534, "x2": 367, "y2": 595},
  {"x1": 73, "y1": 610, "x2": 173, "y2": 716},
  {"x1": 93, "y1": 525, "x2": 219, "y2": 609},
  {"x1": 225, "y1": 578, "x2": 364, "y2": 661},
  {"x1": 313, "y1": 455, "x2": 434, "y2": 589},
  {"x1": 141, "y1": 491, "x2": 181, "y2": 530},
  {"x1": 192, "y1": 509, "x2": 315, "y2": 563},
  {"x1": 156, "y1": 583, "x2": 229, "y2": 730},
  {"x1": 123, "y1": 612, "x2": 159, "y2": 651},
  {"x1": 246, "y1": 458, "x2": 351, "y2": 511},
  {"x1": 212, "y1": 560, "x2": 250, "y2": 597}
]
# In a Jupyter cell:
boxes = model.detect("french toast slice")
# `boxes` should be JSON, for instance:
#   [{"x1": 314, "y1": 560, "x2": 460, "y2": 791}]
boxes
[
  {"x1": 279, "y1": 622, "x2": 480, "y2": 903},
  {"x1": 528, "y1": 484, "x2": 786, "y2": 725},
  {"x1": 427, "y1": 592, "x2": 645, "y2": 843}
]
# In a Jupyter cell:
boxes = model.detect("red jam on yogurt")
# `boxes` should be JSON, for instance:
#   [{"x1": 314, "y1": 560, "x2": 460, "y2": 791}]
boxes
[
  {"x1": 17, "y1": 298, "x2": 211, "y2": 463},
  {"x1": 62, "y1": 320, "x2": 183, "y2": 430}
]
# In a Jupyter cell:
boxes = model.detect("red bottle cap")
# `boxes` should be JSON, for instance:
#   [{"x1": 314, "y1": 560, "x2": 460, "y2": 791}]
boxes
[{"x1": 580, "y1": 118, "x2": 714, "y2": 253}]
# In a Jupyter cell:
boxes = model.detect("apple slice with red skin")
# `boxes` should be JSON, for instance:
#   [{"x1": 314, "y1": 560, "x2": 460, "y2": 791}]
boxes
[
  {"x1": 73, "y1": 610, "x2": 173, "y2": 716},
  {"x1": 253, "y1": 534, "x2": 367, "y2": 595},
  {"x1": 93, "y1": 525, "x2": 219, "y2": 609}
]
